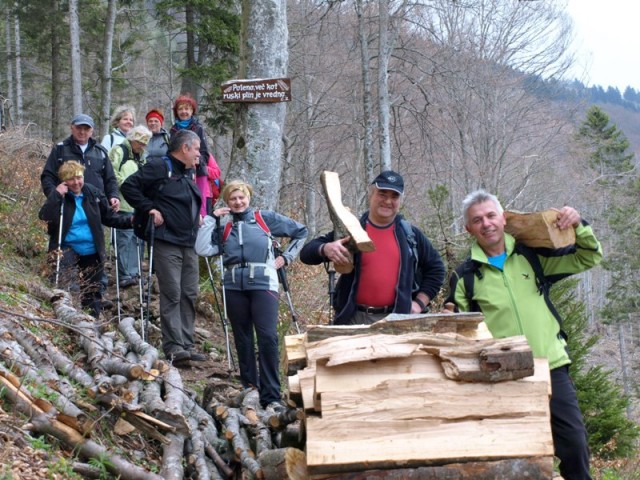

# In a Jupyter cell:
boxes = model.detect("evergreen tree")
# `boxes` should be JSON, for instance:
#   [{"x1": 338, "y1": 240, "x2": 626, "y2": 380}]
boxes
[
  {"x1": 155, "y1": 0, "x2": 240, "y2": 133},
  {"x1": 554, "y1": 279, "x2": 639, "y2": 458},
  {"x1": 578, "y1": 106, "x2": 634, "y2": 178}
]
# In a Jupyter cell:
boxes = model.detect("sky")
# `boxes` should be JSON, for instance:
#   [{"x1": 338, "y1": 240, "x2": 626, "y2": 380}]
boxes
[{"x1": 565, "y1": 0, "x2": 639, "y2": 92}]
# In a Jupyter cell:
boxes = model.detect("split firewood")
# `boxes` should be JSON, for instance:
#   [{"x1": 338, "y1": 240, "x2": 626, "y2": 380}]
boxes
[
  {"x1": 321, "y1": 170, "x2": 375, "y2": 273},
  {"x1": 505, "y1": 209, "x2": 576, "y2": 248},
  {"x1": 424, "y1": 335, "x2": 534, "y2": 382},
  {"x1": 258, "y1": 447, "x2": 307, "y2": 480}
]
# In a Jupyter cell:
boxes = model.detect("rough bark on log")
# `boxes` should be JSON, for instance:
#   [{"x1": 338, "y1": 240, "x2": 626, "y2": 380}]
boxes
[
  {"x1": 99, "y1": 358, "x2": 145, "y2": 380},
  {"x1": 321, "y1": 170, "x2": 374, "y2": 273},
  {"x1": 309, "y1": 457, "x2": 554, "y2": 479},
  {"x1": 218, "y1": 406, "x2": 263, "y2": 479},
  {"x1": 24, "y1": 412, "x2": 163, "y2": 480},
  {"x1": 428, "y1": 336, "x2": 534, "y2": 382},
  {"x1": 186, "y1": 416, "x2": 213, "y2": 480},
  {"x1": 161, "y1": 432, "x2": 186, "y2": 480},
  {"x1": 0, "y1": 350, "x2": 92, "y2": 434},
  {"x1": 505, "y1": 209, "x2": 575, "y2": 249},
  {"x1": 258, "y1": 448, "x2": 307, "y2": 480},
  {"x1": 205, "y1": 443, "x2": 235, "y2": 478},
  {"x1": 118, "y1": 316, "x2": 159, "y2": 373}
]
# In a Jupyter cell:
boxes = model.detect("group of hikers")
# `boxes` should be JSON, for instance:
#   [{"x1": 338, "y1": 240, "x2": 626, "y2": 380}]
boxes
[{"x1": 38, "y1": 95, "x2": 600, "y2": 480}]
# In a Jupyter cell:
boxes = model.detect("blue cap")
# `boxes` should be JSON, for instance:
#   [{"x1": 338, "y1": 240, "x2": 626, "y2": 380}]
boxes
[
  {"x1": 71, "y1": 114, "x2": 95, "y2": 129},
  {"x1": 372, "y1": 170, "x2": 404, "y2": 194}
]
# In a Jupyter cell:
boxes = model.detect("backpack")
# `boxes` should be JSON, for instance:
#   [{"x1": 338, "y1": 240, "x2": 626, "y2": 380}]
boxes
[
  {"x1": 206, "y1": 153, "x2": 223, "y2": 202},
  {"x1": 454, "y1": 243, "x2": 569, "y2": 340},
  {"x1": 222, "y1": 210, "x2": 270, "y2": 243},
  {"x1": 132, "y1": 157, "x2": 174, "y2": 241}
]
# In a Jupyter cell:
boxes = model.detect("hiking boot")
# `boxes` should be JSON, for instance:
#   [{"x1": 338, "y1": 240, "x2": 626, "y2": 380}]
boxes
[
  {"x1": 101, "y1": 298, "x2": 114, "y2": 310},
  {"x1": 263, "y1": 400, "x2": 287, "y2": 413},
  {"x1": 189, "y1": 351, "x2": 208, "y2": 362},
  {"x1": 168, "y1": 350, "x2": 191, "y2": 367},
  {"x1": 119, "y1": 278, "x2": 137, "y2": 289}
]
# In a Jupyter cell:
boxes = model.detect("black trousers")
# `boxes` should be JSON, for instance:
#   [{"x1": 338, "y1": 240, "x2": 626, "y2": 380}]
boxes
[
  {"x1": 551, "y1": 365, "x2": 592, "y2": 480},
  {"x1": 226, "y1": 289, "x2": 281, "y2": 406},
  {"x1": 58, "y1": 248, "x2": 103, "y2": 319}
]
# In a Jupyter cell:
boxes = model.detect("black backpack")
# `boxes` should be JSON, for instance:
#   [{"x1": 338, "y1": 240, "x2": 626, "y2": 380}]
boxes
[{"x1": 454, "y1": 243, "x2": 570, "y2": 340}]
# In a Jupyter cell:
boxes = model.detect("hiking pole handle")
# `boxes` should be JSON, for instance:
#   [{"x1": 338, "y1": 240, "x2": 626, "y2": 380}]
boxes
[{"x1": 277, "y1": 266, "x2": 290, "y2": 292}]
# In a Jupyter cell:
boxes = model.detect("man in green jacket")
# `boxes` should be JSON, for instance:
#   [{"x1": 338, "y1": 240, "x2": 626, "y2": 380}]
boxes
[{"x1": 448, "y1": 189, "x2": 602, "y2": 480}]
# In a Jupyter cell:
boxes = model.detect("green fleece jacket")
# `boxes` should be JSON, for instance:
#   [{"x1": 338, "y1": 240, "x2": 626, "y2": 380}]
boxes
[
  {"x1": 108, "y1": 140, "x2": 146, "y2": 213},
  {"x1": 451, "y1": 223, "x2": 602, "y2": 369}
]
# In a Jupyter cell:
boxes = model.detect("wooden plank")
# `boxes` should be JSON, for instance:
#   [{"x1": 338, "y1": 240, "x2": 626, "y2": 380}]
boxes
[
  {"x1": 297, "y1": 367, "x2": 317, "y2": 412},
  {"x1": 306, "y1": 416, "x2": 554, "y2": 475},
  {"x1": 304, "y1": 313, "x2": 486, "y2": 343},
  {"x1": 309, "y1": 457, "x2": 554, "y2": 479},
  {"x1": 283, "y1": 334, "x2": 307, "y2": 376},
  {"x1": 318, "y1": 375, "x2": 550, "y2": 421},
  {"x1": 505, "y1": 209, "x2": 575, "y2": 249},
  {"x1": 314, "y1": 353, "x2": 446, "y2": 395},
  {"x1": 305, "y1": 333, "x2": 461, "y2": 367}
]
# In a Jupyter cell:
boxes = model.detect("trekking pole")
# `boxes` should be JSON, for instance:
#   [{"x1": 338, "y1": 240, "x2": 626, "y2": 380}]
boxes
[
  {"x1": 112, "y1": 228, "x2": 122, "y2": 323},
  {"x1": 54, "y1": 199, "x2": 65, "y2": 288},
  {"x1": 324, "y1": 260, "x2": 336, "y2": 325},
  {"x1": 277, "y1": 265, "x2": 301, "y2": 334},
  {"x1": 136, "y1": 236, "x2": 145, "y2": 326},
  {"x1": 206, "y1": 257, "x2": 236, "y2": 371},
  {"x1": 144, "y1": 214, "x2": 156, "y2": 341}
]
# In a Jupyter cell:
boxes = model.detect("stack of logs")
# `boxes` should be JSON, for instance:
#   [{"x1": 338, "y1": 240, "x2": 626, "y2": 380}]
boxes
[
  {"x1": 0, "y1": 286, "x2": 306, "y2": 480},
  {"x1": 284, "y1": 313, "x2": 556, "y2": 479}
]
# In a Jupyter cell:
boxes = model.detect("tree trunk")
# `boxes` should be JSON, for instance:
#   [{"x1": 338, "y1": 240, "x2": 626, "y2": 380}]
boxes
[
  {"x1": 51, "y1": 0, "x2": 64, "y2": 140},
  {"x1": 181, "y1": 3, "x2": 197, "y2": 96},
  {"x1": 69, "y1": 0, "x2": 82, "y2": 114},
  {"x1": 99, "y1": 0, "x2": 117, "y2": 137},
  {"x1": 377, "y1": 0, "x2": 391, "y2": 172},
  {"x1": 355, "y1": 0, "x2": 374, "y2": 184},
  {"x1": 230, "y1": 0, "x2": 288, "y2": 209},
  {"x1": 13, "y1": 6, "x2": 23, "y2": 125},
  {"x1": 5, "y1": 10, "x2": 14, "y2": 123}
]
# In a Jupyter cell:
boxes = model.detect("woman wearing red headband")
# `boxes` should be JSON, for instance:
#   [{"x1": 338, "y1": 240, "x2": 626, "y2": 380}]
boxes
[
  {"x1": 170, "y1": 94, "x2": 213, "y2": 217},
  {"x1": 145, "y1": 108, "x2": 170, "y2": 162}
]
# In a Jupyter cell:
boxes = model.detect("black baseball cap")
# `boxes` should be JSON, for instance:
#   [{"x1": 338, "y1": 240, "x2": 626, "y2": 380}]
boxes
[{"x1": 371, "y1": 170, "x2": 404, "y2": 194}]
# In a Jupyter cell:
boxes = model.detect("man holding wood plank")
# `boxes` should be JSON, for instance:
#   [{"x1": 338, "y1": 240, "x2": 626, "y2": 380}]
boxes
[
  {"x1": 300, "y1": 171, "x2": 445, "y2": 325},
  {"x1": 447, "y1": 189, "x2": 602, "y2": 480}
]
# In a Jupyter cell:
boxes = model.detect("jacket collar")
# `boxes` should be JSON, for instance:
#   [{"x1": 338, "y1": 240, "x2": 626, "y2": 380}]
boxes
[{"x1": 470, "y1": 232, "x2": 516, "y2": 264}]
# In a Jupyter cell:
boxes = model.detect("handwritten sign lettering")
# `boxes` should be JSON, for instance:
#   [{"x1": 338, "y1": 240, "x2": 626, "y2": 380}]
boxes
[{"x1": 221, "y1": 78, "x2": 292, "y2": 103}]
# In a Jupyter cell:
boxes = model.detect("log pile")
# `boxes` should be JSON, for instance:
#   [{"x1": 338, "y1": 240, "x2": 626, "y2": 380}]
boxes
[
  {"x1": 0, "y1": 287, "x2": 307, "y2": 480},
  {"x1": 285, "y1": 313, "x2": 555, "y2": 479}
]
